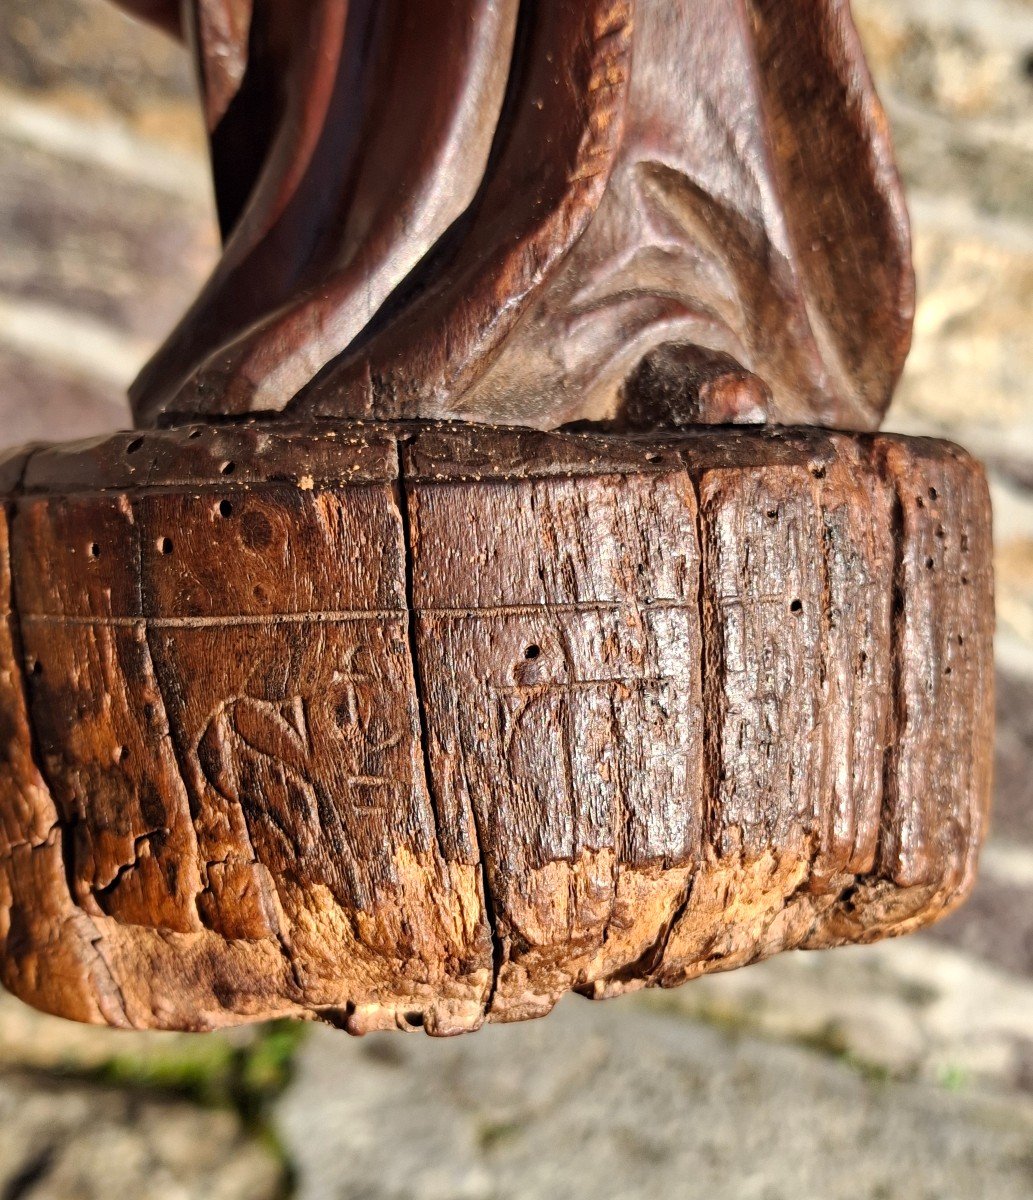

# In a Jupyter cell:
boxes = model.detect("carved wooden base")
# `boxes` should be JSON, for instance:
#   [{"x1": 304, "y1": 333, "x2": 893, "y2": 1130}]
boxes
[{"x1": 0, "y1": 422, "x2": 993, "y2": 1033}]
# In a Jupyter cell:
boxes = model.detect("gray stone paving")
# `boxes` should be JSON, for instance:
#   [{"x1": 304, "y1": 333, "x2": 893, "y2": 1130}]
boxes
[
  {"x1": 0, "y1": 1071, "x2": 283, "y2": 1200},
  {"x1": 275, "y1": 998, "x2": 1033, "y2": 1200}
]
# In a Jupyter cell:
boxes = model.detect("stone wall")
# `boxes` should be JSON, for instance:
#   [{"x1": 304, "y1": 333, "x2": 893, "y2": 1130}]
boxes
[{"x1": 853, "y1": 0, "x2": 1033, "y2": 665}]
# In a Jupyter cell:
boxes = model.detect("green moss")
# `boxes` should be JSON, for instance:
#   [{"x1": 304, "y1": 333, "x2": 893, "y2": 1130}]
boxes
[
  {"x1": 89, "y1": 1019, "x2": 309, "y2": 1119},
  {"x1": 97, "y1": 1038, "x2": 238, "y2": 1107},
  {"x1": 634, "y1": 992, "x2": 897, "y2": 1084},
  {"x1": 476, "y1": 1120, "x2": 523, "y2": 1152},
  {"x1": 938, "y1": 1064, "x2": 970, "y2": 1093},
  {"x1": 794, "y1": 1023, "x2": 888, "y2": 1082},
  {"x1": 236, "y1": 1021, "x2": 310, "y2": 1121}
]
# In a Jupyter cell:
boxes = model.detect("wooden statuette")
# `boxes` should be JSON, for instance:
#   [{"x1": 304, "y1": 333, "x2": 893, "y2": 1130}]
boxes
[{"x1": 0, "y1": 0, "x2": 994, "y2": 1033}]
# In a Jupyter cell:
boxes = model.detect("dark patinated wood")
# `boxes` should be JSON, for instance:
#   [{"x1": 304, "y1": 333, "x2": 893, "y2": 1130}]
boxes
[
  {"x1": 117, "y1": 0, "x2": 913, "y2": 433},
  {"x1": 0, "y1": 424, "x2": 993, "y2": 1032}
]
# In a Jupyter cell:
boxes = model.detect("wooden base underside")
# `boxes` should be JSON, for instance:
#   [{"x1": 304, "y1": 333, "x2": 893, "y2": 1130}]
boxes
[{"x1": 0, "y1": 423, "x2": 993, "y2": 1033}]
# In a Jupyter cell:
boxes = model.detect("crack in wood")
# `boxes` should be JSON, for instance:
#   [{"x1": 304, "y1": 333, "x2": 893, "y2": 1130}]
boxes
[
  {"x1": 877, "y1": 442, "x2": 907, "y2": 889},
  {"x1": 394, "y1": 442, "x2": 500, "y2": 1019},
  {"x1": 0, "y1": 426, "x2": 994, "y2": 1032}
]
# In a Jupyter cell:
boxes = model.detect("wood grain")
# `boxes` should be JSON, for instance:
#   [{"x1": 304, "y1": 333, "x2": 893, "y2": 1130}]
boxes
[{"x1": 0, "y1": 423, "x2": 993, "y2": 1032}]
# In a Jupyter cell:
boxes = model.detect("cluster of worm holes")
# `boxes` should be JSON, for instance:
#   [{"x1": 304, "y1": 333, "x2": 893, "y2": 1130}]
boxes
[
  {"x1": 80, "y1": 434, "x2": 239, "y2": 560},
  {"x1": 765, "y1": 503, "x2": 804, "y2": 617},
  {"x1": 65, "y1": 440, "x2": 973, "y2": 695},
  {"x1": 19, "y1": 424, "x2": 979, "y2": 824},
  {"x1": 44, "y1": 430, "x2": 242, "y2": 715}
]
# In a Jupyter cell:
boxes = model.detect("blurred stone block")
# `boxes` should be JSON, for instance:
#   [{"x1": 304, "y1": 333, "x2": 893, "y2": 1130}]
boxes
[
  {"x1": 0, "y1": 1071, "x2": 283, "y2": 1200},
  {"x1": 853, "y1": 0, "x2": 1033, "y2": 125},
  {"x1": 0, "y1": 134, "x2": 214, "y2": 344},
  {"x1": 0, "y1": 0, "x2": 199, "y2": 126},
  {"x1": 275, "y1": 997, "x2": 1033, "y2": 1200},
  {"x1": 886, "y1": 221, "x2": 1033, "y2": 453}
]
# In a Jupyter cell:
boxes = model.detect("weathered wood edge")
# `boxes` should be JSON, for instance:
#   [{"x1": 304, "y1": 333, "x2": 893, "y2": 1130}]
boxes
[{"x1": 0, "y1": 423, "x2": 994, "y2": 1033}]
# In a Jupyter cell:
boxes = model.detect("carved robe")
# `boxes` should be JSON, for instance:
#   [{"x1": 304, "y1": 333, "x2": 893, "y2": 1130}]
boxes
[{"x1": 119, "y1": 0, "x2": 913, "y2": 432}]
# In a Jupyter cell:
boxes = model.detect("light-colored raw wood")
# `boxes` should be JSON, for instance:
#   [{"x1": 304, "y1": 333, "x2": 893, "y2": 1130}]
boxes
[{"x1": 0, "y1": 423, "x2": 994, "y2": 1033}]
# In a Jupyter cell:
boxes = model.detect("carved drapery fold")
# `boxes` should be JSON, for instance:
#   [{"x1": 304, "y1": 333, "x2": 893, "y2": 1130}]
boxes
[{"x1": 122, "y1": 0, "x2": 914, "y2": 433}]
